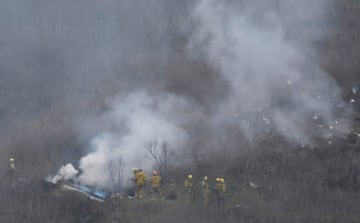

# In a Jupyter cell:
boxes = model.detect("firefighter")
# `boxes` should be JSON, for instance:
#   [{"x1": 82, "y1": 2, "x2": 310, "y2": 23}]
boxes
[
  {"x1": 150, "y1": 170, "x2": 161, "y2": 199},
  {"x1": 131, "y1": 168, "x2": 139, "y2": 197},
  {"x1": 166, "y1": 178, "x2": 177, "y2": 200},
  {"x1": 214, "y1": 177, "x2": 226, "y2": 210},
  {"x1": 8, "y1": 158, "x2": 15, "y2": 171},
  {"x1": 6, "y1": 158, "x2": 16, "y2": 187},
  {"x1": 184, "y1": 174, "x2": 194, "y2": 202},
  {"x1": 201, "y1": 176, "x2": 210, "y2": 205},
  {"x1": 135, "y1": 169, "x2": 148, "y2": 198}
]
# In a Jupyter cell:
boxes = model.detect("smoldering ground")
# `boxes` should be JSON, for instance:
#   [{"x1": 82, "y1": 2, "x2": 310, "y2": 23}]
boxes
[{"x1": 0, "y1": 0, "x2": 355, "y2": 188}]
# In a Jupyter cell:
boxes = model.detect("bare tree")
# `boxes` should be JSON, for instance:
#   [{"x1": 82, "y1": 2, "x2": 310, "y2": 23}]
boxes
[
  {"x1": 108, "y1": 157, "x2": 125, "y2": 193},
  {"x1": 108, "y1": 157, "x2": 125, "y2": 222},
  {"x1": 144, "y1": 140, "x2": 169, "y2": 180}
]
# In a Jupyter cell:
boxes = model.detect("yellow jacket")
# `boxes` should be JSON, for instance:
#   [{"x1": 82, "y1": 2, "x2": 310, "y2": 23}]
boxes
[
  {"x1": 215, "y1": 182, "x2": 226, "y2": 194},
  {"x1": 221, "y1": 182, "x2": 226, "y2": 192},
  {"x1": 135, "y1": 171, "x2": 148, "y2": 186},
  {"x1": 184, "y1": 179, "x2": 194, "y2": 191},
  {"x1": 151, "y1": 175, "x2": 161, "y2": 188},
  {"x1": 8, "y1": 162, "x2": 15, "y2": 170}
]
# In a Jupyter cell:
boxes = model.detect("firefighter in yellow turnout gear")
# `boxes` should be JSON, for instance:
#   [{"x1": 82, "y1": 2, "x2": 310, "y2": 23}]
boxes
[
  {"x1": 8, "y1": 158, "x2": 15, "y2": 171},
  {"x1": 7, "y1": 158, "x2": 16, "y2": 187},
  {"x1": 133, "y1": 168, "x2": 148, "y2": 198},
  {"x1": 201, "y1": 176, "x2": 210, "y2": 205},
  {"x1": 184, "y1": 174, "x2": 194, "y2": 203},
  {"x1": 150, "y1": 170, "x2": 161, "y2": 198},
  {"x1": 132, "y1": 168, "x2": 138, "y2": 197},
  {"x1": 214, "y1": 177, "x2": 226, "y2": 210}
]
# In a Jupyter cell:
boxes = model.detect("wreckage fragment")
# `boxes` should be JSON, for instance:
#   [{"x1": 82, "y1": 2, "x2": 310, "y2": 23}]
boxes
[{"x1": 42, "y1": 179, "x2": 110, "y2": 202}]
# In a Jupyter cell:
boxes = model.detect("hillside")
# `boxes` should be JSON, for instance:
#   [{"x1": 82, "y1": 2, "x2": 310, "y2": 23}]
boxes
[{"x1": 0, "y1": 0, "x2": 360, "y2": 222}]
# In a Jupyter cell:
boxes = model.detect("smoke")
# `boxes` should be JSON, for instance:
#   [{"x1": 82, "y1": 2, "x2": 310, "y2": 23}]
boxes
[
  {"x1": 78, "y1": 91, "x2": 188, "y2": 188},
  {"x1": 0, "y1": 0, "x2": 191, "y2": 177},
  {"x1": 188, "y1": 0, "x2": 345, "y2": 144},
  {"x1": 1, "y1": 0, "x2": 352, "y2": 188},
  {"x1": 65, "y1": 0, "x2": 348, "y2": 188},
  {"x1": 51, "y1": 163, "x2": 78, "y2": 184}
]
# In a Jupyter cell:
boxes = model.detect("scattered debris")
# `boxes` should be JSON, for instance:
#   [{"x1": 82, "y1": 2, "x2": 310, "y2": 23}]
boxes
[
  {"x1": 346, "y1": 131, "x2": 360, "y2": 144},
  {"x1": 234, "y1": 203, "x2": 248, "y2": 208},
  {"x1": 110, "y1": 193, "x2": 126, "y2": 199},
  {"x1": 325, "y1": 134, "x2": 332, "y2": 138},
  {"x1": 262, "y1": 117, "x2": 270, "y2": 125},
  {"x1": 350, "y1": 99, "x2": 355, "y2": 103},
  {"x1": 42, "y1": 178, "x2": 110, "y2": 202},
  {"x1": 41, "y1": 178, "x2": 57, "y2": 189},
  {"x1": 352, "y1": 87, "x2": 358, "y2": 94},
  {"x1": 63, "y1": 181, "x2": 110, "y2": 202},
  {"x1": 249, "y1": 181, "x2": 260, "y2": 189}
]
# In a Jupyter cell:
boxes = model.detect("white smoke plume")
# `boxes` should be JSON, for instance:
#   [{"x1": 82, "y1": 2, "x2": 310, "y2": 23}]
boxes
[
  {"x1": 189, "y1": 0, "x2": 345, "y2": 144},
  {"x1": 78, "y1": 91, "x2": 188, "y2": 188},
  {"x1": 49, "y1": 0, "x2": 349, "y2": 188},
  {"x1": 51, "y1": 163, "x2": 79, "y2": 184}
]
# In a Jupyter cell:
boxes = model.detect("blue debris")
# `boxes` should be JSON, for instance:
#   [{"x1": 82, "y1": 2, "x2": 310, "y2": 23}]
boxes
[
  {"x1": 65, "y1": 181, "x2": 110, "y2": 201},
  {"x1": 41, "y1": 178, "x2": 111, "y2": 201}
]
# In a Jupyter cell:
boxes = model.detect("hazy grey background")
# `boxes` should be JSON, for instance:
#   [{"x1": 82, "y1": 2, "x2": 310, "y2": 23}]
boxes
[{"x1": 0, "y1": 0, "x2": 357, "y2": 187}]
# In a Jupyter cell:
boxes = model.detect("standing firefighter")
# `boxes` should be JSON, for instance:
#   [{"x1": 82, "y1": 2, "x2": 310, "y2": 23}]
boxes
[
  {"x1": 132, "y1": 168, "x2": 148, "y2": 198},
  {"x1": 150, "y1": 170, "x2": 161, "y2": 199},
  {"x1": 166, "y1": 178, "x2": 177, "y2": 200},
  {"x1": 7, "y1": 158, "x2": 16, "y2": 187},
  {"x1": 184, "y1": 174, "x2": 194, "y2": 203},
  {"x1": 214, "y1": 177, "x2": 226, "y2": 210},
  {"x1": 131, "y1": 168, "x2": 139, "y2": 197},
  {"x1": 8, "y1": 158, "x2": 15, "y2": 171},
  {"x1": 201, "y1": 176, "x2": 210, "y2": 205}
]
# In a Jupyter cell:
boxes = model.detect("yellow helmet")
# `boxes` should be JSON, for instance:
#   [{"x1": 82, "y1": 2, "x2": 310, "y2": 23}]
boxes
[
  {"x1": 216, "y1": 177, "x2": 220, "y2": 182},
  {"x1": 204, "y1": 176, "x2": 208, "y2": 181},
  {"x1": 188, "y1": 174, "x2": 193, "y2": 179},
  {"x1": 220, "y1": 178, "x2": 225, "y2": 183},
  {"x1": 132, "y1": 168, "x2": 138, "y2": 173},
  {"x1": 9, "y1": 158, "x2": 14, "y2": 162}
]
